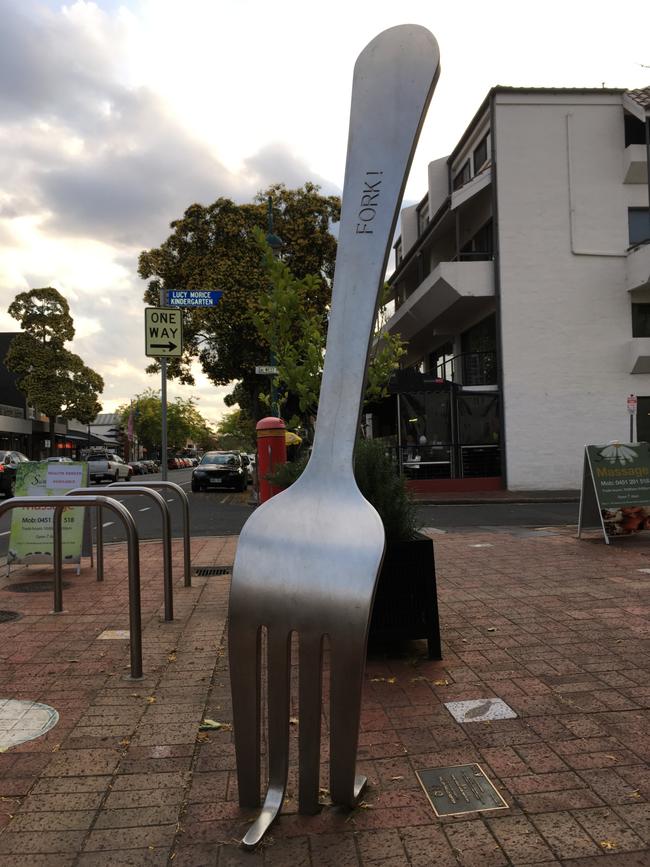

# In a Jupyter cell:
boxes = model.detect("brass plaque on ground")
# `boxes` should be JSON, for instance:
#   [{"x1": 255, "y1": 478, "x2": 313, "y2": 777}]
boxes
[{"x1": 416, "y1": 763, "x2": 508, "y2": 816}]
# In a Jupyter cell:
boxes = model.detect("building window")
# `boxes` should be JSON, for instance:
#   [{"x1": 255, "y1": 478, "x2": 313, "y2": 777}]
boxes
[
  {"x1": 461, "y1": 314, "x2": 497, "y2": 386},
  {"x1": 452, "y1": 160, "x2": 471, "y2": 191},
  {"x1": 629, "y1": 208, "x2": 650, "y2": 246},
  {"x1": 473, "y1": 134, "x2": 489, "y2": 174},
  {"x1": 624, "y1": 113, "x2": 646, "y2": 147},
  {"x1": 395, "y1": 239, "x2": 403, "y2": 266},
  {"x1": 460, "y1": 220, "x2": 493, "y2": 261},
  {"x1": 632, "y1": 303, "x2": 650, "y2": 337},
  {"x1": 417, "y1": 196, "x2": 430, "y2": 235}
]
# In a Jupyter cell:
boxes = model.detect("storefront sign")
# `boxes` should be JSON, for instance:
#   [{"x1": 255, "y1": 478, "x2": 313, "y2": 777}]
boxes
[
  {"x1": 578, "y1": 443, "x2": 650, "y2": 543},
  {"x1": 8, "y1": 461, "x2": 88, "y2": 565}
]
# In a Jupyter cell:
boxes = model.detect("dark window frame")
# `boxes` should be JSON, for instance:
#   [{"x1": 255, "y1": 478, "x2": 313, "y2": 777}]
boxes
[
  {"x1": 417, "y1": 195, "x2": 430, "y2": 235},
  {"x1": 632, "y1": 303, "x2": 650, "y2": 338},
  {"x1": 624, "y1": 112, "x2": 646, "y2": 147},
  {"x1": 629, "y1": 208, "x2": 650, "y2": 247},
  {"x1": 452, "y1": 159, "x2": 471, "y2": 191},
  {"x1": 473, "y1": 134, "x2": 489, "y2": 174}
]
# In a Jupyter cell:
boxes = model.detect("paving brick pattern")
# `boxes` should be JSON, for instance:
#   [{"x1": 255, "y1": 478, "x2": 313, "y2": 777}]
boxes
[{"x1": 1, "y1": 528, "x2": 650, "y2": 864}]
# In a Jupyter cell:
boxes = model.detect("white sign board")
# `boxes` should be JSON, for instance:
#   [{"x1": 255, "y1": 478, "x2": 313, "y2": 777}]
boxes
[
  {"x1": 628, "y1": 394, "x2": 637, "y2": 414},
  {"x1": 255, "y1": 365, "x2": 279, "y2": 375},
  {"x1": 145, "y1": 308, "x2": 183, "y2": 358}
]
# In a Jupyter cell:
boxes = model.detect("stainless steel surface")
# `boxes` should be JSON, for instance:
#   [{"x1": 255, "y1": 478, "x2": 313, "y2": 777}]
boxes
[
  {"x1": 69, "y1": 486, "x2": 174, "y2": 622},
  {"x1": 109, "y1": 479, "x2": 192, "y2": 587},
  {"x1": 229, "y1": 24, "x2": 440, "y2": 848},
  {"x1": 0, "y1": 495, "x2": 143, "y2": 678}
]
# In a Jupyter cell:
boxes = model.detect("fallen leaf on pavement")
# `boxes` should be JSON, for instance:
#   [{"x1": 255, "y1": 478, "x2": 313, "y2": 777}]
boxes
[{"x1": 199, "y1": 719, "x2": 232, "y2": 731}]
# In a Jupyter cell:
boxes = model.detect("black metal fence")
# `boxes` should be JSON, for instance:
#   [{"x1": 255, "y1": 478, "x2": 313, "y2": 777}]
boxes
[{"x1": 395, "y1": 444, "x2": 501, "y2": 480}]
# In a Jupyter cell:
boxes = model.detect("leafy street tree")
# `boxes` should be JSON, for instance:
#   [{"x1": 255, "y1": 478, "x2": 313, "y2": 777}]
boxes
[
  {"x1": 214, "y1": 409, "x2": 256, "y2": 452},
  {"x1": 117, "y1": 389, "x2": 217, "y2": 456},
  {"x1": 252, "y1": 233, "x2": 406, "y2": 436},
  {"x1": 252, "y1": 230, "x2": 327, "y2": 431},
  {"x1": 137, "y1": 183, "x2": 340, "y2": 417},
  {"x1": 6, "y1": 287, "x2": 104, "y2": 454}
]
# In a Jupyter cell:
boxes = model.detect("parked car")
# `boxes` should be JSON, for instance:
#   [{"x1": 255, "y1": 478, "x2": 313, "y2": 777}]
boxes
[
  {"x1": 128, "y1": 461, "x2": 148, "y2": 475},
  {"x1": 0, "y1": 450, "x2": 31, "y2": 498},
  {"x1": 141, "y1": 460, "x2": 158, "y2": 473},
  {"x1": 87, "y1": 452, "x2": 132, "y2": 484},
  {"x1": 46, "y1": 456, "x2": 74, "y2": 463},
  {"x1": 191, "y1": 451, "x2": 248, "y2": 492}
]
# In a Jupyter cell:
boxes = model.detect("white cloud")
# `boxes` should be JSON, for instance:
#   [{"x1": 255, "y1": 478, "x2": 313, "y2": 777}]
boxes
[{"x1": 1, "y1": 0, "x2": 649, "y2": 428}]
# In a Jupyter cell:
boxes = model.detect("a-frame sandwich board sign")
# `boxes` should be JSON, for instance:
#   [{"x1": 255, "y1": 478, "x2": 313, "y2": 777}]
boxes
[{"x1": 578, "y1": 442, "x2": 650, "y2": 545}]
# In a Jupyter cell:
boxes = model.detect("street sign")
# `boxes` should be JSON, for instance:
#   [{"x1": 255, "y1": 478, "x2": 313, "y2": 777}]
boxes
[
  {"x1": 255, "y1": 365, "x2": 279, "y2": 375},
  {"x1": 145, "y1": 307, "x2": 183, "y2": 358},
  {"x1": 166, "y1": 290, "x2": 223, "y2": 308},
  {"x1": 628, "y1": 394, "x2": 637, "y2": 414}
]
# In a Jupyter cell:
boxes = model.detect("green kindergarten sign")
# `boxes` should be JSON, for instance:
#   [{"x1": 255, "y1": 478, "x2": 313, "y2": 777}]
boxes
[
  {"x1": 579, "y1": 443, "x2": 650, "y2": 542},
  {"x1": 8, "y1": 461, "x2": 88, "y2": 565}
]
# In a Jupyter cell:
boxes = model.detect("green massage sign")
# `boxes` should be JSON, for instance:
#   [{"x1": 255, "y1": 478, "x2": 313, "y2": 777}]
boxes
[{"x1": 578, "y1": 442, "x2": 650, "y2": 543}]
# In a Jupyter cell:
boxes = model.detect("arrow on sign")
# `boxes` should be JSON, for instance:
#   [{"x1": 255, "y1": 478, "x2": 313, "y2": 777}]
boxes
[{"x1": 150, "y1": 341, "x2": 178, "y2": 351}]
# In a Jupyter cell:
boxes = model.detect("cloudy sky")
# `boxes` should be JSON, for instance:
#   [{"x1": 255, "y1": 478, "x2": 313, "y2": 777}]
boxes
[{"x1": 1, "y1": 0, "x2": 648, "y2": 427}]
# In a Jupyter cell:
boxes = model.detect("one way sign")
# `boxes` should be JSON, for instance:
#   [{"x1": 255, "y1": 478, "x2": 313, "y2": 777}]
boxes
[{"x1": 145, "y1": 307, "x2": 183, "y2": 358}]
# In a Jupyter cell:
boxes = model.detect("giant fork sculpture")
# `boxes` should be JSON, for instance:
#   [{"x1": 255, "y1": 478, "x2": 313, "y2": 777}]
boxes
[{"x1": 228, "y1": 24, "x2": 440, "y2": 848}]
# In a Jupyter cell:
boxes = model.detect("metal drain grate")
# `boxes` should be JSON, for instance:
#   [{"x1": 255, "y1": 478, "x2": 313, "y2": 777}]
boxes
[
  {"x1": 4, "y1": 581, "x2": 72, "y2": 593},
  {"x1": 416, "y1": 763, "x2": 508, "y2": 817},
  {"x1": 0, "y1": 610, "x2": 21, "y2": 623},
  {"x1": 192, "y1": 566, "x2": 232, "y2": 577}
]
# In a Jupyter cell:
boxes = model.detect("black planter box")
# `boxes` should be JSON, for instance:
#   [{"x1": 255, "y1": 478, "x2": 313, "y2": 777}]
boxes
[{"x1": 369, "y1": 532, "x2": 442, "y2": 659}]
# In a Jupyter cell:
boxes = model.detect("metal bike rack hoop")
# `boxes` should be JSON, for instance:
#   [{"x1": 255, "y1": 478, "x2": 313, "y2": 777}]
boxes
[
  {"x1": 68, "y1": 486, "x2": 174, "y2": 622},
  {"x1": 109, "y1": 479, "x2": 191, "y2": 587},
  {"x1": 0, "y1": 495, "x2": 144, "y2": 679}
]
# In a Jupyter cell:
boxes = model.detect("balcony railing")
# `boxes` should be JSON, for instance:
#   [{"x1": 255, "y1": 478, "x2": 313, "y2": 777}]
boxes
[
  {"x1": 434, "y1": 351, "x2": 497, "y2": 386},
  {"x1": 393, "y1": 444, "x2": 501, "y2": 480},
  {"x1": 453, "y1": 251, "x2": 494, "y2": 262}
]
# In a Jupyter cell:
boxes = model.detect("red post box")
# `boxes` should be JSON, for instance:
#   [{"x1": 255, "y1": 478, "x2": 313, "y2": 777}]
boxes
[{"x1": 256, "y1": 417, "x2": 287, "y2": 504}]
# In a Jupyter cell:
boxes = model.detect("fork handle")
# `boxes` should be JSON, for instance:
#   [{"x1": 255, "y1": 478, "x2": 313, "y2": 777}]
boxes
[{"x1": 309, "y1": 25, "x2": 440, "y2": 477}]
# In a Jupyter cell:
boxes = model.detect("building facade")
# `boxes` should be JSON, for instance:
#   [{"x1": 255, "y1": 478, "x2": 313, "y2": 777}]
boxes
[
  {"x1": 0, "y1": 334, "x2": 107, "y2": 458},
  {"x1": 382, "y1": 86, "x2": 650, "y2": 491}
]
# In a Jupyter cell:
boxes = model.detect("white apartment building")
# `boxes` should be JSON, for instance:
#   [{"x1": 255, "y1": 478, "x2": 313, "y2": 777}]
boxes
[{"x1": 381, "y1": 85, "x2": 650, "y2": 492}]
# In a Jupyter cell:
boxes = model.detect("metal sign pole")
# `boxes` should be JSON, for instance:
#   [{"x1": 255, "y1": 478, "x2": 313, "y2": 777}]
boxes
[
  {"x1": 160, "y1": 287, "x2": 168, "y2": 481},
  {"x1": 161, "y1": 357, "x2": 168, "y2": 481},
  {"x1": 628, "y1": 394, "x2": 637, "y2": 444}
]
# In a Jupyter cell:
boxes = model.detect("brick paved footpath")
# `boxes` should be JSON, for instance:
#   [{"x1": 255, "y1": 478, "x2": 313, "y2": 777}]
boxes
[{"x1": 1, "y1": 528, "x2": 650, "y2": 865}]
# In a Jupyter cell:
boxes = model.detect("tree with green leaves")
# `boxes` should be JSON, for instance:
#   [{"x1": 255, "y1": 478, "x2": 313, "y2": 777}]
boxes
[
  {"x1": 6, "y1": 287, "x2": 104, "y2": 455},
  {"x1": 138, "y1": 183, "x2": 340, "y2": 417},
  {"x1": 215, "y1": 409, "x2": 256, "y2": 452},
  {"x1": 117, "y1": 389, "x2": 217, "y2": 456},
  {"x1": 252, "y1": 233, "x2": 406, "y2": 436}
]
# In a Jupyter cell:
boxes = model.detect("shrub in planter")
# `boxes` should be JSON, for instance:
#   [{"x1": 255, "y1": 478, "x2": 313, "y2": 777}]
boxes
[{"x1": 268, "y1": 439, "x2": 442, "y2": 659}]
